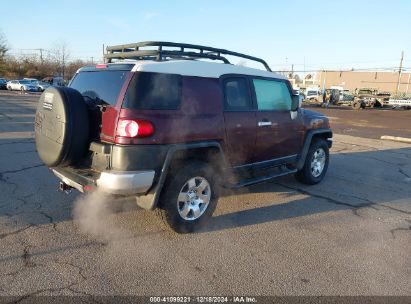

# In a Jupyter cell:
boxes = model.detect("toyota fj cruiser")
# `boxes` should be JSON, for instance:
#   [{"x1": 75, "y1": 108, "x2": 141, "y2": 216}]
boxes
[{"x1": 35, "y1": 42, "x2": 332, "y2": 233}]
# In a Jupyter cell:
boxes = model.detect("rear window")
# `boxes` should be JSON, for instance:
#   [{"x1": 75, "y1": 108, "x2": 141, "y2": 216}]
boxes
[
  {"x1": 123, "y1": 72, "x2": 182, "y2": 110},
  {"x1": 69, "y1": 70, "x2": 128, "y2": 106}
]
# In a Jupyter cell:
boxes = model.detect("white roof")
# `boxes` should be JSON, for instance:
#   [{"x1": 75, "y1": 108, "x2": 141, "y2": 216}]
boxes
[{"x1": 116, "y1": 60, "x2": 285, "y2": 79}]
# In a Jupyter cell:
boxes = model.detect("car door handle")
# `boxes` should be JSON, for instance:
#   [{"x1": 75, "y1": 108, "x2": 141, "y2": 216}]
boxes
[{"x1": 258, "y1": 121, "x2": 272, "y2": 127}]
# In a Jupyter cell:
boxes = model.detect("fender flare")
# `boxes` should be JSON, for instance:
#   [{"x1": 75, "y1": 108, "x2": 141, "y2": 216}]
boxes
[
  {"x1": 296, "y1": 128, "x2": 333, "y2": 170},
  {"x1": 136, "y1": 141, "x2": 227, "y2": 210}
]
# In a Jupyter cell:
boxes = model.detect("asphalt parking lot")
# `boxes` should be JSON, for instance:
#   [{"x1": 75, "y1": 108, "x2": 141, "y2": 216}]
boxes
[
  {"x1": 304, "y1": 103, "x2": 411, "y2": 139},
  {"x1": 0, "y1": 92, "x2": 410, "y2": 299}
]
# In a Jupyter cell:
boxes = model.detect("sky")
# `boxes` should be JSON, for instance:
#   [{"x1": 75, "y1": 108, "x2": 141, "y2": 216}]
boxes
[{"x1": 1, "y1": 0, "x2": 410, "y2": 73}]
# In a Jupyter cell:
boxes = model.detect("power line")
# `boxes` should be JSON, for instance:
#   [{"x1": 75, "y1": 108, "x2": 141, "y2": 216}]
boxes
[{"x1": 275, "y1": 66, "x2": 411, "y2": 73}]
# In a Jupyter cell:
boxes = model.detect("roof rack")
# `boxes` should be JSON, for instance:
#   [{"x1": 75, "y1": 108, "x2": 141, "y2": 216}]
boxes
[{"x1": 104, "y1": 41, "x2": 272, "y2": 72}]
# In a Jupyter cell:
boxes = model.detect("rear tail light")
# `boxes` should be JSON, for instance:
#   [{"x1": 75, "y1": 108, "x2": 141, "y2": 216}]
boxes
[
  {"x1": 95, "y1": 64, "x2": 108, "y2": 69},
  {"x1": 116, "y1": 119, "x2": 154, "y2": 139}
]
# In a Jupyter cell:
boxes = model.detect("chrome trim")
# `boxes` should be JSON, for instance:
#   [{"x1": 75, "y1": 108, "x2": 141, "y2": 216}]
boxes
[
  {"x1": 258, "y1": 121, "x2": 272, "y2": 127},
  {"x1": 310, "y1": 148, "x2": 326, "y2": 177},
  {"x1": 53, "y1": 169, "x2": 155, "y2": 196},
  {"x1": 177, "y1": 176, "x2": 211, "y2": 221}
]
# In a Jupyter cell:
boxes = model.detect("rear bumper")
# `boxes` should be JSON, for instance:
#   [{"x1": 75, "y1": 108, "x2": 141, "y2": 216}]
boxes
[
  {"x1": 96, "y1": 170, "x2": 155, "y2": 195},
  {"x1": 52, "y1": 167, "x2": 155, "y2": 195}
]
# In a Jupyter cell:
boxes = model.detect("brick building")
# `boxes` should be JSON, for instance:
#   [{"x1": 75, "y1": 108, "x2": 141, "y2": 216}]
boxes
[{"x1": 314, "y1": 71, "x2": 411, "y2": 93}]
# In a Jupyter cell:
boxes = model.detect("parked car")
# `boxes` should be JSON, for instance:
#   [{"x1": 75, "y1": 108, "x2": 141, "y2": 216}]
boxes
[
  {"x1": 24, "y1": 78, "x2": 51, "y2": 92},
  {"x1": 0, "y1": 78, "x2": 7, "y2": 90},
  {"x1": 7, "y1": 80, "x2": 38, "y2": 92},
  {"x1": 341, "y1": 90, "x2": 354, "y2": 102},
  {"x1": 351, "y1": 88, "x2": 385, "y2": 109},
  {"x1": 305, "y1": 87, "x2": 320, "y2": 102},
  {"x1": 36, "y1": 81, "x2": 51, "y2": 92},
  {"x1": 330, "y1": 86, "x2": 345, "y2": 101},
  {"x1": 34, "y1": 41, "x2": 332, "y2": 233}
]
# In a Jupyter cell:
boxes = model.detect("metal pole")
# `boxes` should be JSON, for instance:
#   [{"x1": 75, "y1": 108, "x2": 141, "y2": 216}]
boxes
[
  {"x1": 322, "y1": 70, "x2": 327, "y2": 91},
  {"x1": 303, "y1": 56, "x2": 306, "y2": 79},
  {"x1": 396, "y1": 51, "x2": 404, "y2": 94},
  {"x1": 62, "y1": 51, "x2": 65, "y2": 81}
]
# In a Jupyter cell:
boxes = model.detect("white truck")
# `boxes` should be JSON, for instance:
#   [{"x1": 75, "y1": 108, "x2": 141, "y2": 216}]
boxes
[
  {"x1": 387, "y1": 98, "x2": 411, "y2": 109},
  {"x1": 305, "y1": 86, "x2": 320, "y2": 102}
]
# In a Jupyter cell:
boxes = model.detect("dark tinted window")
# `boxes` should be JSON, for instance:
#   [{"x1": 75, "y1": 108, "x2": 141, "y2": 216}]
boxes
[
  {"x1": 223, "y1": 77, "x2": 253, "y2": 111},
  {"x1": 69, "y1": 71, "x2": 128, "y2": 106},
  {"x1": 124, "y1": 72, "x2": 182, "y2": 110}
]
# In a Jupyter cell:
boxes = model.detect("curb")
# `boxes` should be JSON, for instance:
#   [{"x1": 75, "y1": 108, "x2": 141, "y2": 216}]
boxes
[{"x1": 381, "y1": 135, "x2": 411, "y2": 144}]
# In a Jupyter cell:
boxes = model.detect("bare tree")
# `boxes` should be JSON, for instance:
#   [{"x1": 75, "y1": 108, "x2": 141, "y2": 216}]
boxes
[
  {"x1": 52, "y1": 40, "x2": 71, "y2": 80},
  {"x1": 0, "y1": 30, "x2": 9, "y2": 74}
]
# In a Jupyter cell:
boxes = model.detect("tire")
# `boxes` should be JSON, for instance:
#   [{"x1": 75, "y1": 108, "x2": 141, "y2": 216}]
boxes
[
  {"x1": 156, "y1": 161, "x2": 219, "y2": 233},
  {"x1": 352, "y1": 100, "x2": 361, "y2": 110},
  {"x1": 295, "y1": 139, "x2": 329, "y2": 185},
  {"x1": 20, "y1": 86, "x2": 25, "y2": 93},
  {"x1": 7, "y1": 86, "x2": 11, "y2": 91},
  {"x1": 35, "y1": 86, "x2": 89, "y2": 167}
]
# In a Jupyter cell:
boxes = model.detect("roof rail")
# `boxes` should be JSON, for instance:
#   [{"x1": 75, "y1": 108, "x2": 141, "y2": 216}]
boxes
[{"x1": 104, "y1": 41, "x2": 272, "y2": 72}]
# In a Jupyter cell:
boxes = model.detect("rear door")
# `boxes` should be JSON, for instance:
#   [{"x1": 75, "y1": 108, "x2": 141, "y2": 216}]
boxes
[
  {"x1": 222, "y1": 76, "x2": 257, "y2": 166},
  {"x1": 252, "y1": 78, "x2": 304, "y2": 162},
  {"x1": 69, "y1": 65, "x2": 133, "y2": 142}
]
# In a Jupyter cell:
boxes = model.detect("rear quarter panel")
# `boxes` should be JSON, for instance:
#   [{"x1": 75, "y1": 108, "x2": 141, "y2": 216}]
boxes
[{"x1": 118, "y1": 76, "x2": 225, "y2": 145}]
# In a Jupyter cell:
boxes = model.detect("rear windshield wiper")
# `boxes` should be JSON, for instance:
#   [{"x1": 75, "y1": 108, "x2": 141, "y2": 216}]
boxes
[{"x1": 82, "y1": 95, "x2": 110, "y2": 112}]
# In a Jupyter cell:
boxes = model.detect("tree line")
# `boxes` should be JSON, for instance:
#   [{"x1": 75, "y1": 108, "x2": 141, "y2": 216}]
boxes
[{"x1": 0, "y1": 30, "x2": 90, "y2": 81}]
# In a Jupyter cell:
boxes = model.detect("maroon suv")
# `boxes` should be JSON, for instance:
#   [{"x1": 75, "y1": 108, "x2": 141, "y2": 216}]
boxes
[{"x1": 34, "y1": 42, "x2": 332, "y2": 233}]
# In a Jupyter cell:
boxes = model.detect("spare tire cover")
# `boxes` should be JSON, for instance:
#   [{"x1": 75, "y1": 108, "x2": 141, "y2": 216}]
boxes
[{"x1": 35, "y1": 86, "x2": 89, "y2": 167}]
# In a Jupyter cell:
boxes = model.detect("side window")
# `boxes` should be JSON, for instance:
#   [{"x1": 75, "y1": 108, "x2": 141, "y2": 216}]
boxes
[
  {"x1": 124, "y1": 72, "x2": 182, "y2": 110},
  {"x1": 253, "y1": 79, "x2": 292, "y2": 111},
  {"x1": 223, "y1": 77, "x2": 253, "y2": 111}
]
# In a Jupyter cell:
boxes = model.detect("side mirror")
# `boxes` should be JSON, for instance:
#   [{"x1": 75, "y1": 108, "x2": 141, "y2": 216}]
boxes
[{"x1": 291, "y1": 95, "x2": 300, "y2": 111}]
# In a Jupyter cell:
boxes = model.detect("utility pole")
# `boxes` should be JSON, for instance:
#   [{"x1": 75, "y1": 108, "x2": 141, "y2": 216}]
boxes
[
  {"x1": 62, "y1": 51, "x2": 65, "y2": 81},
  {"x1": 39, "y1": 48, "x2": 43, "y2": 64},
  {"x1": 91, "y1": 57, "x2": 94, "y2": 64},
  {"x1": 396, "y1": 51, "x2": 404, "y2": 95},
  {"x1": 303, "y1": 56, "x2": 306, "y2": 80},
  {"x1": 322, "y1": 70, "x2": 327, "y2": 91}
]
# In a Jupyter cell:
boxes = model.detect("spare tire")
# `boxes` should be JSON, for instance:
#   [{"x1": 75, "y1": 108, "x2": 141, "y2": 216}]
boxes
[{"x1": 35, "y1": 86, "x2": 89, "y2": 167}]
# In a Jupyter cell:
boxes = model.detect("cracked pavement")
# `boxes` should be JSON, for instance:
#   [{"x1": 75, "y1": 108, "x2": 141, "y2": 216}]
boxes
[{"x1": 0, "y1": 92, "x2": 410, "y2": 298}]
